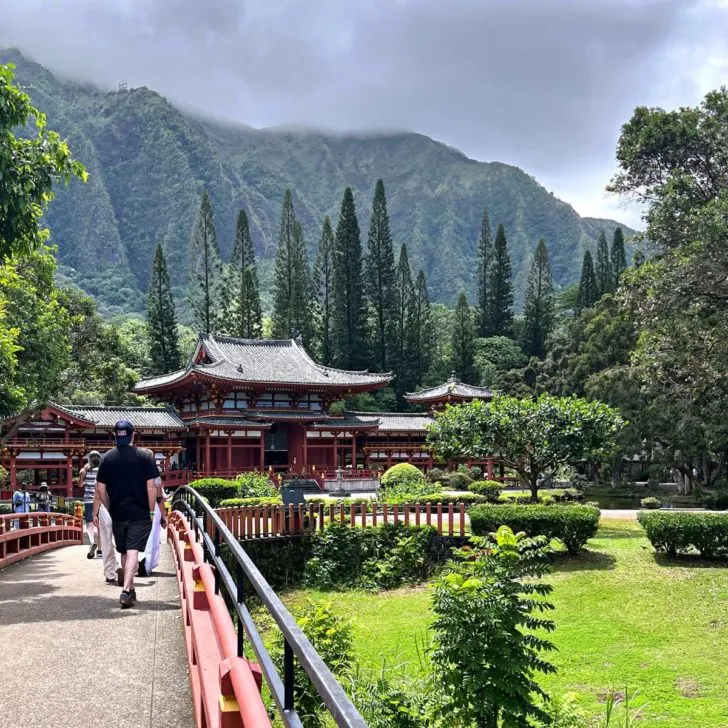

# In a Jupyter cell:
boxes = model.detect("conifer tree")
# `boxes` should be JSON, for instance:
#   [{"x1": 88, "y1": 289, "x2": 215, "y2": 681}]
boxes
[
  {"x1": 271, "y1": 190, "x2": 313, "y2": 343},
  {"x1": 392, "y1": 245, "x2": 415, "y2": 400},
  {"x1": 332, "y1": 187, "x2": 368, "y2": 369},
  {"x1": 521, "y1": 239, "x2": 555, "y2": 359},
  {"x1": 314, "y1": 216, "x2": 336, "y2": 366},
  {"x1": 189, "y1": 190, "x2": 222, "y2": 334},
  {"x1": 476, "y1": 208, "x2": 493, "y2": 337},
  {"x1": 365, "y1": 179, "x2": 396, "y2": 371},
  {"x1": 595, "y1": 230, "x2": 613, "y2": 296},
  {"x1": 611, "y1": 226, "x2": 627, "y2": 284},
  {"x1": 451, "y1": 292, "x2": 478, "y2": 383},
  {"x1": 410, "y1": 269, "x2": 433, "y2": 387},
  {"x1": 147, "y1": 244, "x2": 181, "y2": 374},
  {"x1": 577, "y1": 250, "x2": 599, "y2": 310},
  {"x1": 486, "y1": 224, "x2": 514, "y2": 336},
  {"x1": 221, "y1": 209, "x2": 262, "y2": 338}
]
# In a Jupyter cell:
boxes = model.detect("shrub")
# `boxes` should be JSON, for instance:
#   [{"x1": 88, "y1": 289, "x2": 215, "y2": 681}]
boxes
[
  {"x1": 585, "y1": 501, "x2": 601, "y2": 509},
  {"x1": 469, "y1": 504, "x2": 601, "y2": 554},
  {"x1": 457, "y1": 463, "x2": 482, "y2": 480},
  {"x1": 0, "y1": 503, "x2": 12, "y2": 515},
  {"x1": 425, "y1": 467, "x2": 447, "y2": 484},
  {"x1": 468, "y1": 480, "x2": 502, "y2": 502},
  {"x1": 380, "y1": 463, "x2": 425, "y2": 491},
  {"x1": 637, "y1": 511, "x2": 728, "y2": 558},
  {"x1": 379, "y1": 492, "x2": 488, "y2": 507},
  {"x1": 640, "y1": 496, "x2": 661, "y2": 509},
  {"x1": 447, "y1": 472, "x2": 472, "y2": 491},
  {"x1": 304, "y1": 522, "x2": 437, "y2": 590},
  {"x1": 219, "y1": 496, "x2": 282, "y2": 507},
  {"x1": 188, "y1": 478, "x2": 239, "y2": 506},
  {"x1": 552, "y1": 487, "x2": 584, "y2": 503},
  {"x1": 236, "y1": 471, "x2": 278, "y2": 498},
  {"x1": 704, "y1": 490, "x2": 728, "y2": 511}
]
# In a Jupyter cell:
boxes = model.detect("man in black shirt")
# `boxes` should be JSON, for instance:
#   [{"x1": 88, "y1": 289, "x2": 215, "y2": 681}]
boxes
[{"x1": 94, "y1": 420, "x2": 160, "y2": 608}]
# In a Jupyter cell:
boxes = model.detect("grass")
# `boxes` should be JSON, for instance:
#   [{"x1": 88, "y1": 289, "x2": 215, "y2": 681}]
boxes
[{"x1": 283, "y1": 519, "x2": 728, "y2": 727}]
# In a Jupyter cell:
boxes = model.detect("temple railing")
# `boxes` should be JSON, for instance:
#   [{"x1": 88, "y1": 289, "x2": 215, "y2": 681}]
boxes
[
  {"x1": 172, "y1": 486, "x2": 367, "y2": 728},
  {"x1": 0, "y1": 512, "x2": 83, "y2": 569}
]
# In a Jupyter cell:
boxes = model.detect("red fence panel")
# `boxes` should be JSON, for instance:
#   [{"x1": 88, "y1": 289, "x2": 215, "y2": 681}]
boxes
[{"x1": 0, "y1": 512, "x2": 83, "y2": 570}]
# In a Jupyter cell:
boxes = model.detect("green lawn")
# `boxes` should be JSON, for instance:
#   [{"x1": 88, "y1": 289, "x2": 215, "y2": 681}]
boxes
[{"x1": 284, "y1": 519, "x2": 728, "y2": 727}]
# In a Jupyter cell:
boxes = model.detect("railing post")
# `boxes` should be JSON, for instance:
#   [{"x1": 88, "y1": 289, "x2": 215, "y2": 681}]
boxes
[{"x1": 284, "y1": 639, "x2": 295, "y2": 712}]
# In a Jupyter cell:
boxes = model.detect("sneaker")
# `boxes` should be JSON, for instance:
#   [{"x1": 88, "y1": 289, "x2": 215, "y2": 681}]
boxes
[
  {"x1": 87, "y1": 543, "x2": 97, "y2": 559},
  {"x1": 119, "y1": 590, "x2": 134, "y2": 609},
  {"x1": 105, "y1": 577, "x2": 117, "y2": 585},
  {"x1": 137, "y1": 558, "x2": 147, "y2": 577},
  {"x1": 130, "y1": 588, "x2": 137, "y2": 604},
  {"x1": 117, "y1": 567, "x2": 124, "y2": 587},
  {"x1": 97, "y1": 550, "x2": 103, "y2": 558}
]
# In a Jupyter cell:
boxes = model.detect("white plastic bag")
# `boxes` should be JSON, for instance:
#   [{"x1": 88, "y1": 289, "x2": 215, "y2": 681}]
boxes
[{"x1": 140, "y1": 504, "x2": 162, "y2": 575}]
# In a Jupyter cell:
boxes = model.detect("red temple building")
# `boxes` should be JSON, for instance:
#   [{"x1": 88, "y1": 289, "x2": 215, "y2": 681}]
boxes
[{"x1": 1, "y1": 335, "x2": 494, "y2": 497}]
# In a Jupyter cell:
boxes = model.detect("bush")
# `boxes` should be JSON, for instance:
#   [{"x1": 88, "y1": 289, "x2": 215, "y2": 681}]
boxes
[
  {"x1": 447, "y1": 472, "x2": 472, "y2": 491},
  {"x1": 704, "y1": 490, "x2": 728, "y2": 511},
  {"x1": 637, "y1": 511, "x2": 728, "y2": 558},
  {"x1": 235, "y1": 471, "x2": 278, "y2": 498},
  {"x1": 425, "y1": 467, "x2": 447, "y2": 484},
  {"x1": 469, "y1": 504, "x2": 600, "y2": 554},
  {"x1": 640, "y1": 496, "x2": 662, "y2": 509},
  {"x1": 381, "y1": 463, "x2": 425, "y2": 490},
  {"x1": 379, "y1": 492, "x2": 489, "y2": 507},
  {"x1": 457, "y1": 464, "x2": 482, "y2": 480},
  {"x1": 552, "y1": 488, "x2": 584, "y2": 503},
  {"x1": 219, "y1": 496, "x2": 282, "y2": 507},
  {"x1": 304, "y1": 522, "x2": 437, "y2": 590},
  {"x1": 468, "y1": 480, "x2": 502, "y2": 502},
  {"x1": 585, "y1": 501, "x2": 601, "y2": 509},
  {"x1": 188, "y1": 478, "x2": 239, "y2": 507}
]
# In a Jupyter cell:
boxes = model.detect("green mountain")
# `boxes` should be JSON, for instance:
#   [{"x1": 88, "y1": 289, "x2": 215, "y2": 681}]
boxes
[{"x1": 4, "y1": 49, "x2": 635, "y2": 317}]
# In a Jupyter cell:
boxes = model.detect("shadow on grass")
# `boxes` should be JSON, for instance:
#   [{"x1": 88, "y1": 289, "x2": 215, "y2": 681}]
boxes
[
  {"x1": 552, "y1": 549, "x2": 617, "y2": 572},
  {"x1": 653, "y1": 553, "x2": 728, "y2": 569}
]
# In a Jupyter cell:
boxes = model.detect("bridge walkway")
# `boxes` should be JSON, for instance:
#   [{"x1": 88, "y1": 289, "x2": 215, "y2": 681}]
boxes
[{"x1": 0, "y1": 542, "x2": 194, "y2": 728}]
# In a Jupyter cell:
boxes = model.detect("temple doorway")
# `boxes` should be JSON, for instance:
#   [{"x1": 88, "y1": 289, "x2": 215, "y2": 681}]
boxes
[{"x1": 264, "y1": 425, "x2": 289, "y2": 469}]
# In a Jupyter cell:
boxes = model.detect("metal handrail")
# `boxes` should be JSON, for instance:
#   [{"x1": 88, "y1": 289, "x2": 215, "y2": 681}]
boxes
[{"x1": 172, "y1": 485, "x2": 367, "y2": 728}]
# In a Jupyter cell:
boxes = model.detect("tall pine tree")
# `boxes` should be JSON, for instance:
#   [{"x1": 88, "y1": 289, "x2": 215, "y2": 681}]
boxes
[
  {"x1": 271, "y1": 190, "x2": 313, "y2": 342},
  {"x1": 147, "y1": 244, "x2": 181, "y2": 374},
  {"x1": 595, "y1": 230, "x2": 612, "y2": 296},
  {"x1": 221, "y1": 209, "x2": 262, "y2": 338},
  {"x1": 476, "y1": 208, "x2": 493, "y2": 337},
  {"x1": 365, "y1": 179, "x2": 396, "y2": 371},
  {"x1": 189, "y1": 190, "x2": 222, "y2": 334},
  {"x1": 451, "y1": 292, "x2": 477, "y2": 383},
  {"x1": 486, "y1": 224, "x2": 514, "y2": 336},
  {"x1": 410, "y1": 269, "x2": 433, "y2": 388},
  {"x1": 392, "y1": 244, "x2": 415, "y2": 400},
  {"x1": 332, "y1": 187, "x2": 368, "y2": 369},
  {"x1": 611, "y1": 227, "x2": 627, "y2": 285},
  {"x1": 577, "y1": 250, "x2": 599, "y2": 310},
  {"x1": 521, "y1": 239, "x2": 555, "y2": 359},
  {"x1": 314, "y1": 216, "x2": 336, "y2": 366}
]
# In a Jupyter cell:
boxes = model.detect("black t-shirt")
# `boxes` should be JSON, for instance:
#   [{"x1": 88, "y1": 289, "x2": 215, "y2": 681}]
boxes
[{"x1": 97, "y1": 446, "x2": 160, "y2": 522}]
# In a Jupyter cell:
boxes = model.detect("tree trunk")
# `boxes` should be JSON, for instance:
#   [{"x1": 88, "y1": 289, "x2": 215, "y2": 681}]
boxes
[{"x1": 529, "y1": 473, "x2": 539, "y2": 502}]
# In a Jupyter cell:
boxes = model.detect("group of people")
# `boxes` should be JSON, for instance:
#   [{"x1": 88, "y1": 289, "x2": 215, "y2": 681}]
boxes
[
  {"x1": 80, "y1": 420, "x2": 168, "y2": 609},
  {"x1": 11, "y1": 482, "x2": 52, "y2": 513}
]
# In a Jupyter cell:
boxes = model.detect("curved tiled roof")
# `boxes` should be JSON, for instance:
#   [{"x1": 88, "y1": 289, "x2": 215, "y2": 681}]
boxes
[
  {"x1": 56, "y1": 405, "x2": 184, "y2": 430},
  {"x1": 405, "y1": 376, "x2": 493, "y2": 403},
  {"x1": 135, "y1": 335, "x2": 392, "y2": 393},
  {"x1": 342, "y1": 412, "x2": 434, "y2": 433}
]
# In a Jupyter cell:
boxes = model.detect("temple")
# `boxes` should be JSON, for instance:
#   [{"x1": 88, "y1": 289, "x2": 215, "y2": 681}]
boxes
[{"x1": 1, "y1": 335, "x2": 494, "y2": 497}]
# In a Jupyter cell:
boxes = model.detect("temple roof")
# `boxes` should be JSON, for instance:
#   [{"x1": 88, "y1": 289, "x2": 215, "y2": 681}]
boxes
[
  {"x1": 135, "y1": 334, "x2": 392, "y2": 394},
  {"x1": 341, "y1": 412, "x2": 434, "y2": 433},
  {"x1": 405, "y1": 375, "x2": 494, "y2": 404},
  {"x1": 52, "y1": 404, "x2": 184, "y2": 430},
  {"x1": 186, "y1": 416, "x2": 268, "y2": 429}
]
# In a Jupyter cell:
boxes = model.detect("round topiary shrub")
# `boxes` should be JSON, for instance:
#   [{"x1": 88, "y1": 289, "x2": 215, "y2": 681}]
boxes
[
  {"x1": 188, "y1": 477, "x2": 239, "y2": 506},
  {"x1": 447, "y1": 472, "x2": 473, "y2": 491},
  {"x1": 640, "y1": 496, "x2": 662, "y2": 510},
  {"x1": 468, "y1": 480, "x2": 502, "y2": 502},
  {"x1": 380, "y1": 463, "x2": 425, "y2": 490}
]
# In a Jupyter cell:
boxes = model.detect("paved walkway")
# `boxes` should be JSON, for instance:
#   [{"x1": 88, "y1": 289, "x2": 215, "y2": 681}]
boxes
[{"x1": 0, "y1": 542, "x2": 193, "y2": 728}]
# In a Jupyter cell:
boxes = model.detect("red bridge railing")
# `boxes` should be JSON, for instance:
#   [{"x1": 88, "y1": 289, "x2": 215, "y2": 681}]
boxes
[
  {"x1": 217, "y1": 501, "x2": 468, "y2": 540},
  {"x1": 0, "y1": 512, "x2": 83, "y2": 569}
]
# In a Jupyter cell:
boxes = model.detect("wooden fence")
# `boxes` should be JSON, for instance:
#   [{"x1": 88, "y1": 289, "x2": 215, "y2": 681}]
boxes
[{"x1": 216, "y1": 502, "x2": 468, "y2": 540}]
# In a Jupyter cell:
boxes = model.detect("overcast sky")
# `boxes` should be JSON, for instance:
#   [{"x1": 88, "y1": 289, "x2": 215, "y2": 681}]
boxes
[{"x1": 2, "y1": 0, "x2": 727, "y2": 227}]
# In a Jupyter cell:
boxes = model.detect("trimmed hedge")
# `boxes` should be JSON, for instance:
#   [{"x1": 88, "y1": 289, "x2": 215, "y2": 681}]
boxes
[
  {"x1": 447, "y1": 472, "x2": 472, "y2": 491},
  {"x1": 640, "y1": 496, "x2": 661, "y2": 509},
  {"x1": 637, "y1": 511, "x2": 728, "y2": 558},
  {"x1": 469, "y1": 504, "x2": 600, "y2": 554},
  {"x1": 468, "y1": 480, "x2": 502, "y2": 502},
  {"x1": 219, "y1": 497, "x2": 282, "y2": 507},
  {"x1": 188, "y1": 478, "x2": 239, "y2": 506},
  {"x1": 380, "y1": 463, "x2": 425, "y2": 490},
  {"x1": 379, "y1": 492, "x2": 489, "y2": 506}
]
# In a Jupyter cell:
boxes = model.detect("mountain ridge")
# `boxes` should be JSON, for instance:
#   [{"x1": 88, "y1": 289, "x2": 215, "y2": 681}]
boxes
[{"x1": 2, "y1": 48, "x2": 635, "y2": 317}]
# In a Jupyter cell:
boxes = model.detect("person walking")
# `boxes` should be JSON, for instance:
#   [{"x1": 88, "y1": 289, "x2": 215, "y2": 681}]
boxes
[
  {"x1": 36, "y1": 482, "x2": 51, "y2": 513},
  {"x1": 94, "y1": 421, "x2": 160, "y2": 608},
  {"x1": 11, "y1": 484, "x2": 30, "y2": 528},
  {"x1": 79, "y1": 451, "x2": 101, "y2": 558}
]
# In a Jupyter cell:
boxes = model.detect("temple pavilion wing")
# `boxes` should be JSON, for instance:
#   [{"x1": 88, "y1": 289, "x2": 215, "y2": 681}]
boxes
[{"x1": 405, "y1": 374, "x2": 494, "y2": 409}]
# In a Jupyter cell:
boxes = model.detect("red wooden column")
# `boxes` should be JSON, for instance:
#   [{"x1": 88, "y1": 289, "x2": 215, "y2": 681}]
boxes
[
  {"x1": 196, "y1": 435, "x2": 201, "y2": 472},
  {"x1": 9, "y1": 453, "x2": 17, "y2": 490},
  {"x1": 333, "y1": 434, "x2": 339, "y2": 468},
  {"x1": 302, "y1": 425, "x2": 308, "y2": 470},
  {"x1": 226, "y1": 431, "x2": 233, "y2": 472},
  {"x1": 65, "y1": 454, "x2": 73, "y2": 497},
  {"x1": 486, "y1": 458, "x2": 493, "y2": 480},
  {"x1": 259, "y1": 432, "x2": 265, "y2": 468},
  {"x1": 204, "y1": 431, "x2": 211, "y2": 475},
  {"x1": 351, "y1": 435, "x2": 357, "y2": 471}
]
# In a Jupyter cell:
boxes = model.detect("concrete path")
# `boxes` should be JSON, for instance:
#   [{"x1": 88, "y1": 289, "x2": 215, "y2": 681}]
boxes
[{"x1": 0, "y1": 542, "x2": 193, "y2": 728}]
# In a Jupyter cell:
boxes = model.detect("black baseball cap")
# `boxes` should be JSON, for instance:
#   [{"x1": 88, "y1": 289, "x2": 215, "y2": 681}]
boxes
[{"x1": 114, "y1": 420, "x2": 134, "y2": 446}]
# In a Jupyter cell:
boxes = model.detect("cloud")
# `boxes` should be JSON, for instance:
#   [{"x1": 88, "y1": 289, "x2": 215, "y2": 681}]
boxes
[{"x1": 1, "y1": 0, "x2": 726, "y2": 225}]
